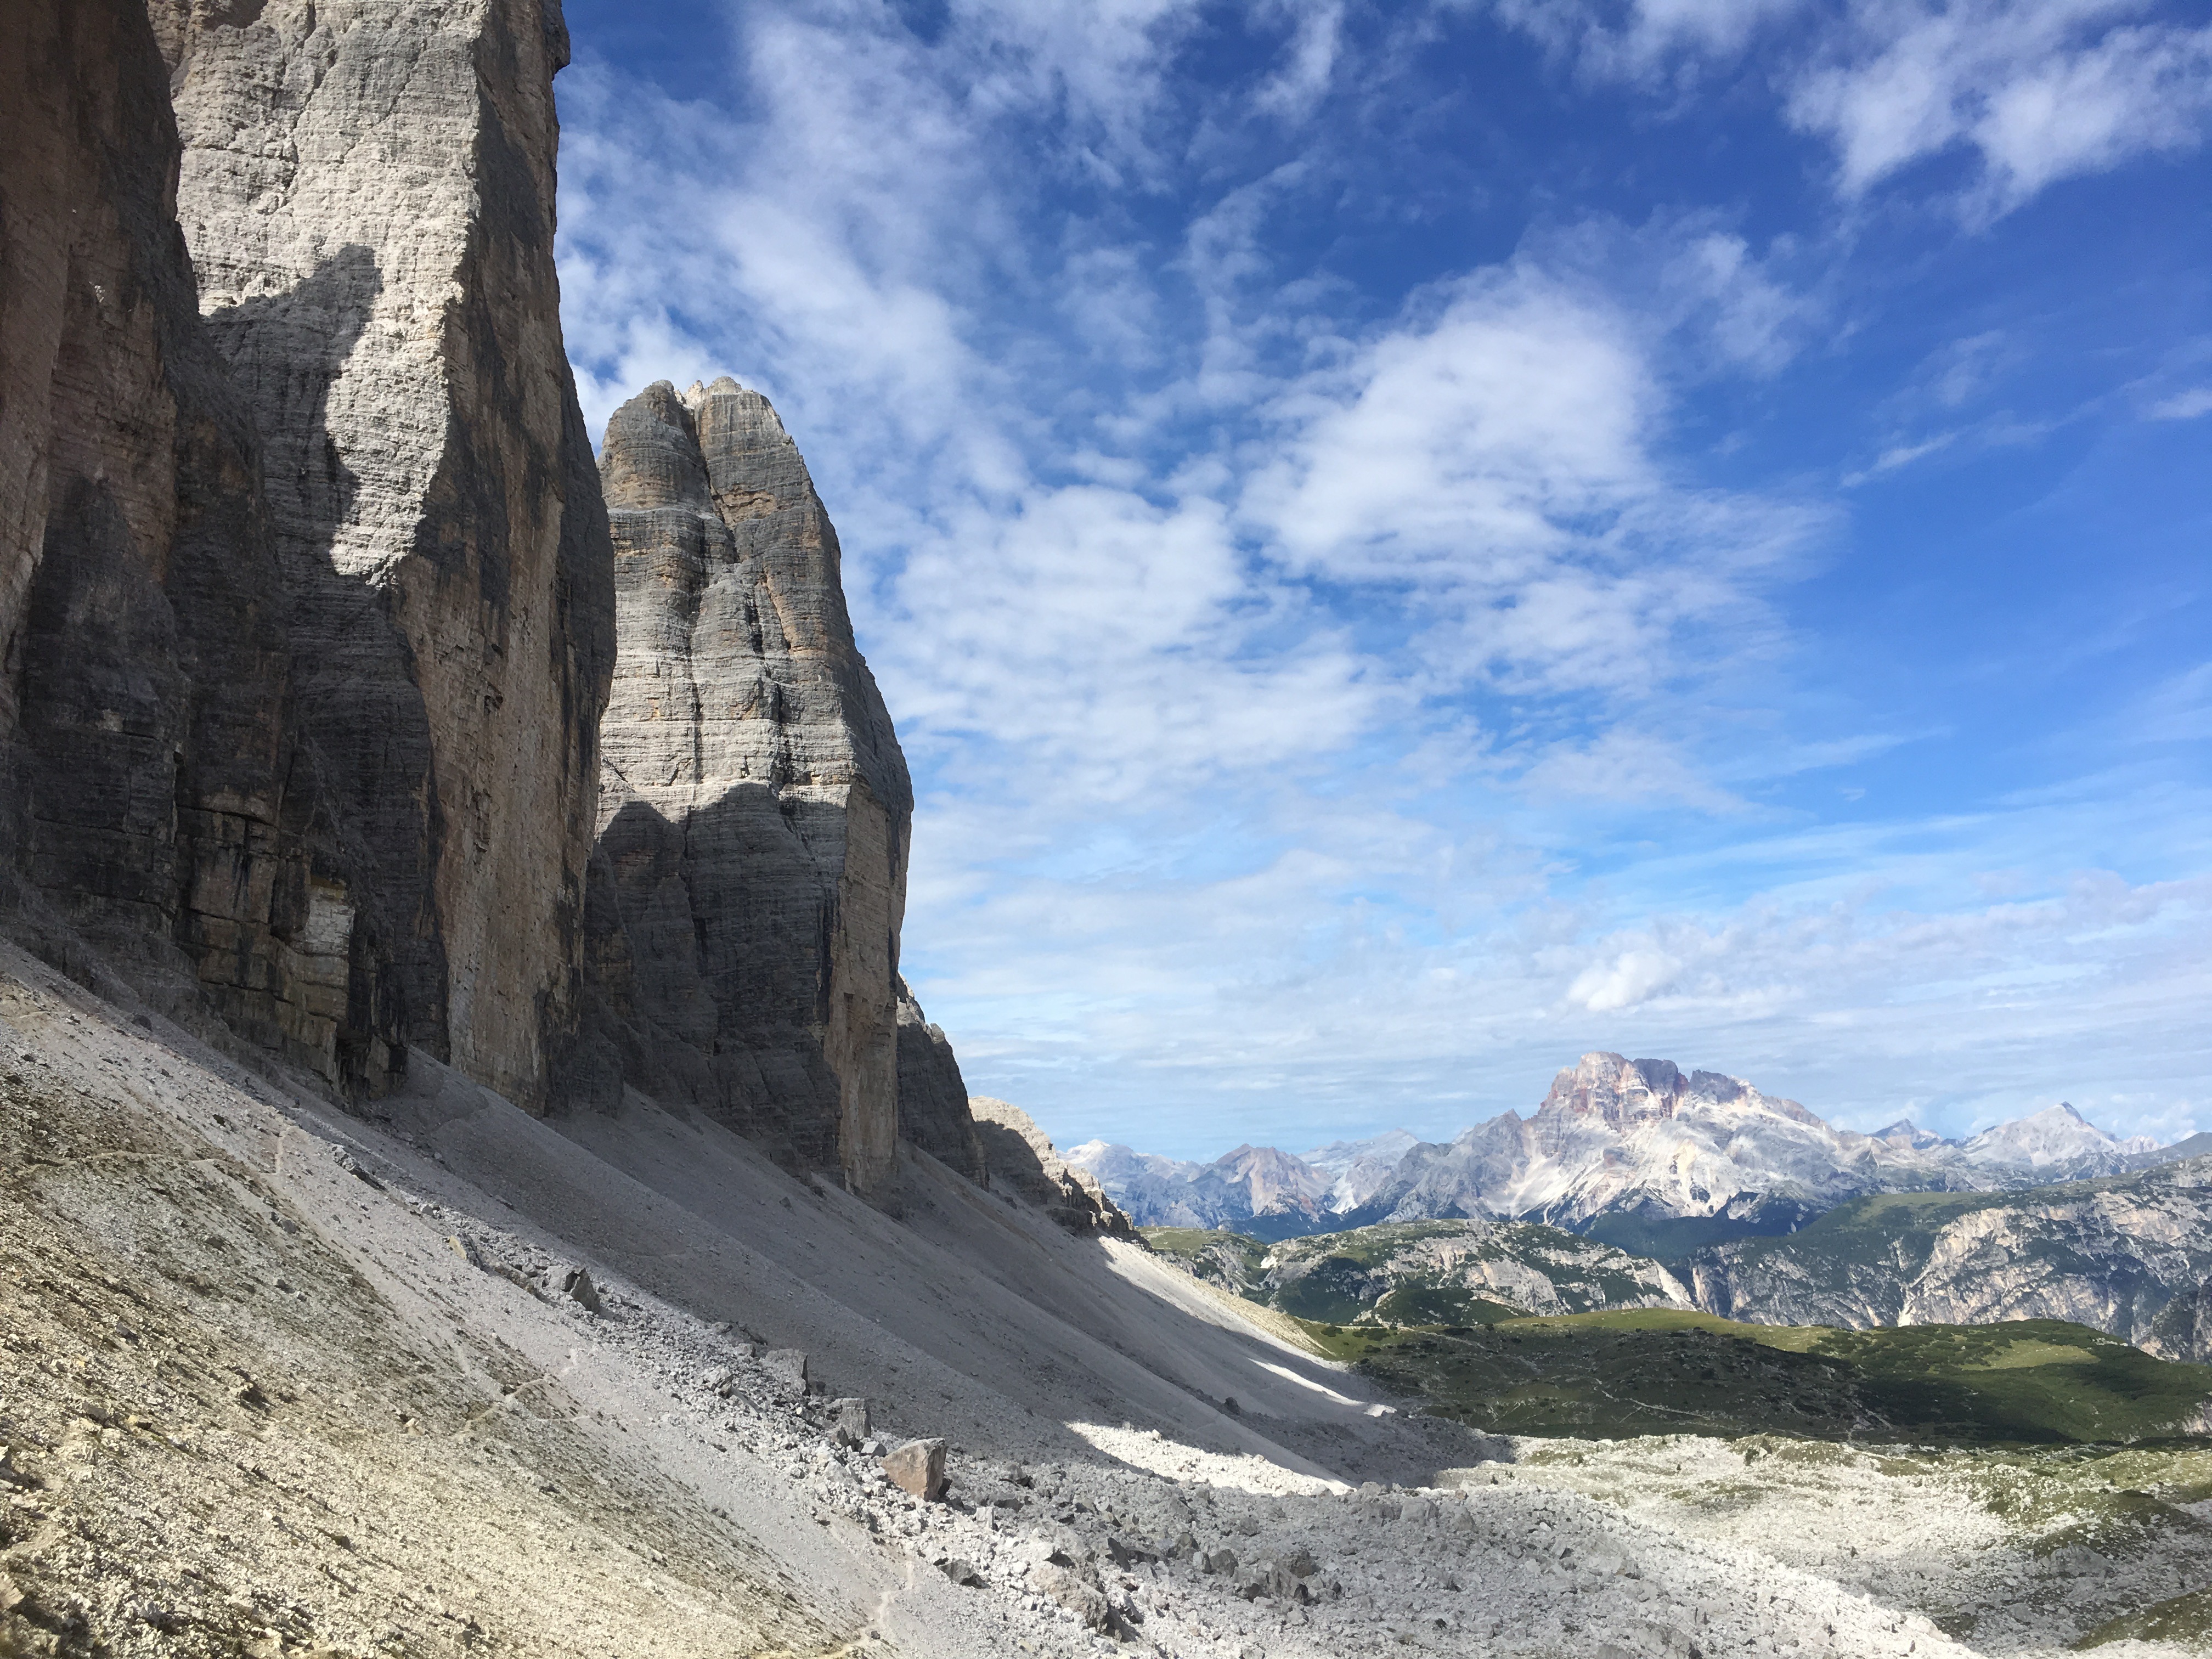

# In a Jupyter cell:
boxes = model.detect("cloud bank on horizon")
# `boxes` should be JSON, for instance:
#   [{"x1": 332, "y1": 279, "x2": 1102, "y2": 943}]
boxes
[{"x1": 554, "y1": 0, "x2": 2211, "y2": 1161}]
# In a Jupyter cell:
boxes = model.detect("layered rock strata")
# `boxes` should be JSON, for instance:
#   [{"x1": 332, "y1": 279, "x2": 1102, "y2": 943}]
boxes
[
  {"x1": 584, "y1": 379, "x2": 910, "y2": 1197},
  {"x1": 0, "y1": 0, "x2": 341, "y2": 1069},
  {"x1": 154, "y1": 0, "x2": 616, "y2": 1110}
]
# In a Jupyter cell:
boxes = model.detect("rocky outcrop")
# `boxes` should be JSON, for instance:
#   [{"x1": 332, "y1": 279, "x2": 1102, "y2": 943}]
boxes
[
  {"x1": 0, "y1": 0, "x2": 343, "y2": 1069},
  {"x1": 583, "y1": 378, "x2": 910, "y2": 1197},
  {"x1": 896, "y1": 979, "x2": 987, "y2": 1182},
  {"x1": 1689, "y1": 1156, "x2": 2212, "y2": 1352},
  {"x1": 2147, "y1": 1277, "x2": 2212, "y2": 1365},
  {"x1": 969, "y1": 1098, "x2": 1136, "y2": 1238},
  {"x1": 153, "y1": 0, "x2": 616, "y2": 1110}
]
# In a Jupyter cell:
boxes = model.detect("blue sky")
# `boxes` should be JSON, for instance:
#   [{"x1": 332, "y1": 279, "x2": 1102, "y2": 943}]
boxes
[{"x1": 554, "y1": 0, "x2": 2211, "y2": 1160}]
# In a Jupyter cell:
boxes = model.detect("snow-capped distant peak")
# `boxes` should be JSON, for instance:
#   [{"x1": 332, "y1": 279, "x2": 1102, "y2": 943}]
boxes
[{"x1": 1870, "y1": 1120, "x2": 1947, "y2": 1151}]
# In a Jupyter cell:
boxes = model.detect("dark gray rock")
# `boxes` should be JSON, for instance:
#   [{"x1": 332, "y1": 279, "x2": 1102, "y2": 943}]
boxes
[
  {"x1": 896, "y1": 979, "x2": 987, "y2": 1182},
  {"x1": 0, "y1": 0, "x2": 341, "y2": 1073},
  {"x1": 584, "y1": 379, "x2": 910, "y2": 1197}
]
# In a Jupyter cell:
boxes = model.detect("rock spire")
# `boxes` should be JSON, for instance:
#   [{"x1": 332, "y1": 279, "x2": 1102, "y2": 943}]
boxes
[{"x1": 584, "y1": 378, "x2": 911, "y2": 1198}]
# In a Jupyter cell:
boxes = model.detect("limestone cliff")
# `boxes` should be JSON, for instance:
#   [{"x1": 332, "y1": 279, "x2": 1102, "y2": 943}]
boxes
[
  {"x1": 0, "y1": 0, "x2": 342, "y2": 1069},
  {"x1": 153, "y1": 0, "x2": 616, "y2": 1110},
  {"x1": 584, "y1": 379, "x2": 910, "y2": 1197}
]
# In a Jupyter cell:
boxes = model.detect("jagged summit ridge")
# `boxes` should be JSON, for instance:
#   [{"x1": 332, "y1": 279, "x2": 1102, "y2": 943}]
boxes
[{"x1": 1067, "y1": 1049, "x2": 2185, "y2": 1240}]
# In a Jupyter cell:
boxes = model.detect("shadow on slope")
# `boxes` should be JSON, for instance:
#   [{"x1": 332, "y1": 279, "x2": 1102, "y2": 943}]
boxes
[{"x1": 364, "y1": 1074, "x2": 1483, "y2": 1487}]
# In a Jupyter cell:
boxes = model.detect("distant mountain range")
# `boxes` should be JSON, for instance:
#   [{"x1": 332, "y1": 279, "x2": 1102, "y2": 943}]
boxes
[{"x1": 1065, "y1": 1052, "x2": 2199, "y2": 1250}]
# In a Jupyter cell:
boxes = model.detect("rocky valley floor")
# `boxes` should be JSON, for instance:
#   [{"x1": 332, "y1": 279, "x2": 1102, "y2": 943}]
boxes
[{"x1": 2, "y1": 943, "x2": 2204, "y2": 1659}]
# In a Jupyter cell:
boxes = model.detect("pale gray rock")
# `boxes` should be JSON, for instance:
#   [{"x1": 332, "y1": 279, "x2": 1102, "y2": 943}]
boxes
[
  {"x1": 762, "y1": 1350, "x2": 810, "y2": 1395},
  {"x1": 968, "y1": 1097, "x2": 1136, "y2": 1238},
  {"x1": 583, "y1": 378, "x2": 909, "y2": 1197},
  {"x1": 2148, "y1": 1276, "x2": 2212, "y2": 1365},
  {"x1": 1301, "y1": 1130, "x2": 1421, "y2": 1211},
  {"x1": 1064, "y1": 1140, "x2": 1334, "y2": 1237},
  {"x1": 1691, "y1": 1154, "x2": 2212, "y2": 1351},
  {"x1": 829, "y1": 1397, "x2": 871, "y2": 1445},
  {"x1": 155, "y1": 0, "x2": 616, "y2": 1111}
]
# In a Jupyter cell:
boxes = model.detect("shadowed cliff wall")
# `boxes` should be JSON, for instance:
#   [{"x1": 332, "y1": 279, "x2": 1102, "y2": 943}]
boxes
[
  {"x1": 0, "y1": 0, "x2": 355, "y2": 1070},
  {"x1": 153, "y1": 0, "x2": 617, "y2": 1110}
]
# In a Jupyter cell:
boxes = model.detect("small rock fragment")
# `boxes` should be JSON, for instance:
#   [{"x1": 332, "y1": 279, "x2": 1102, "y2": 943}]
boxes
[
  {"x1": 555, "y1": 1265, "x2": 601, "y2": 1313},
  {"x1": 882, "y1": 1437, "x2": 947, "y2": 1501},
  {"x1": 829, "y1": 1397, "x2": 871, "y2": 1446},
  {"x1": 937, "y1": 1557, "x2": 983, "y2": 1587},
  {"x1": 761, "y1": 1349, "x2": 809, "y2": 1396}
]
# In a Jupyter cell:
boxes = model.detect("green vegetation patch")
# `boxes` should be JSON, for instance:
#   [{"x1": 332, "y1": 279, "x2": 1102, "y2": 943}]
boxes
[
  {"x1": 1307, "y1": 1312, "x2": 2212, "y2": 1447},
  {"x1": 2076, "y1": 1584, "x2": 2212, "y2": 1649},
  {"x1": 1140, "y1": 1228, "x2": 1269, "y2": 1291}
]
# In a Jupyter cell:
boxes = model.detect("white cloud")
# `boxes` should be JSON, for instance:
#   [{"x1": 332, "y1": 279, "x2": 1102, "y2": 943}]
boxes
[
  {"x1": 1240, "y1": 260, "x2": 1820, "y2": 696},
  {"x1": 1790, "y1": 1, "x2": 2212, "y2": 216},
  {"x1": 1570, "y1": 946, "x2": 1684, "y2": 1010},
  {"x1": 1841, "y1": 429, "x2": 1957, "y2": 483},
  {"x1": 1519, "y1": 727, "x2": 1746, "y2": 810},
  {"x1": 2148, "y1": 385, "x2": 2212, "y2": 419},
  {"x1": 553, "y1": 0, "x2": 2209, "y2": 1159},
  {"x1": 1480, "y1": 0, "x2": 2212, "y2": 217},
  {"x1": 1252, "y1": 0, "x2": 1347, "y2": 119},
  {"x1": 1485, "y1": 0, "x2": 1802, "y2": 83}
]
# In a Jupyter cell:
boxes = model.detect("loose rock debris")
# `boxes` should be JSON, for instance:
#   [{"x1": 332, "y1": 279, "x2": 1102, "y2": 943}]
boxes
[{"x1": 0, "y1": 954, "x2": 2202, "y2": 1659}]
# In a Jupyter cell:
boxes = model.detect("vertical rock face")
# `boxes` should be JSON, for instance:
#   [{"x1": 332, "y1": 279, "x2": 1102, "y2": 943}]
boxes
[
  {"x1": 896, "y1": 979, "x2": 987, "y2": 1183},
  {"x1": 586, "y1": 379, "x2": 911, "y2": 1197},
  {"x1": 0, "y1": 0, "x2": 344, "y2": 1070},
  {"x1": 153, "y1": 0, "x2": 616, "y2": 1109}
]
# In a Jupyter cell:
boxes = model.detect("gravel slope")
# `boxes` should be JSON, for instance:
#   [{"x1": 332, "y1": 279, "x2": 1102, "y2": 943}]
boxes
[{"x1": 1, "y1": 943, "x2": 2197, "y2": 1659}]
